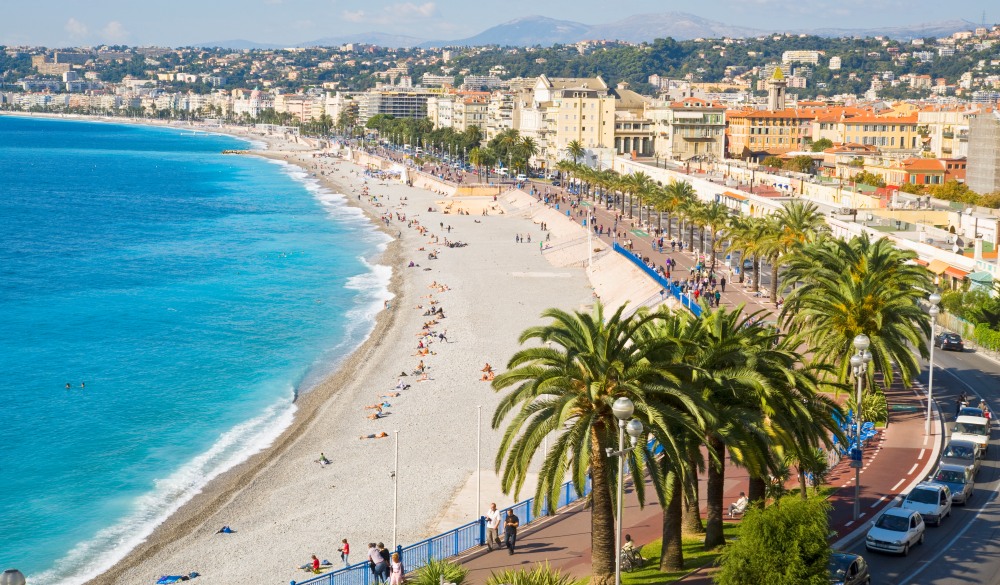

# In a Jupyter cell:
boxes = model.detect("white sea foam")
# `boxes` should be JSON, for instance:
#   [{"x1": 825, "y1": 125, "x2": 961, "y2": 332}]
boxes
[{"x1": 32, "y1": 393, "x2": 297, "y2": 585}]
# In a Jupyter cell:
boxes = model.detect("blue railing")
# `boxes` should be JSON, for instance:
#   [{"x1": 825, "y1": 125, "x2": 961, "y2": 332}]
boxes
[
  {"x1": 294, "y1": 478, "x2": 591, "y2": 585},
  {"x1": 612, "y1": 243, "x2": 703, "y2": 318}
]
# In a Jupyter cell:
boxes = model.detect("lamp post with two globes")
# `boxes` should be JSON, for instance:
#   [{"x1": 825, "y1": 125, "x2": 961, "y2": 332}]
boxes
[{"x1": 607, "y1": 397, "x2": 645, "y2": 585}]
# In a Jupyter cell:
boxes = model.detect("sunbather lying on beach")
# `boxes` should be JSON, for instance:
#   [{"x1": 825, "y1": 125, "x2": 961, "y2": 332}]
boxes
[
  {"x1": 360, "y1": 432, "x2": 390, "y2": 440},
  {"x1": 364, "y1": 403, "x2": 387, "y2": 410},
  {"x1": 367, "y1": 411, "x2": 386, "y2": 420}
]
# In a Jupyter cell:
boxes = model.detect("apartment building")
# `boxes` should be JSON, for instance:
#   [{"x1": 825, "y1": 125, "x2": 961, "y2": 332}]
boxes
[
  {"x1": 647, "y1": 97, "x2": 726, "y2": 161},
  {"x1": 726, "y1": 109, "x2": 814, "y2": 159},
  {"x1": 968, "y1": 110, "x2": 1000, "y2": 194},
  {"x1": 485, "y1": 91, "x2": 514, "y2": 141},
  {"x1": 356, "y1": 88, "x2": 438, "y2": 124},
  {"x1": 613, "y1": 87, "x2": 654, "y2": 157},
  {"x1": 782, "y1": 50, "x2": 821, "y2": 65},
  {"x1": 427, "y1": 91, "x2": 489, "y2": 132},
  {"x1": 917, "y1": 105, "x2": 980, "y2": 158}
]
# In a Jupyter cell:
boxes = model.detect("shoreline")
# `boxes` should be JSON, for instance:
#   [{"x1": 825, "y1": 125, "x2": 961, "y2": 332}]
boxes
[{"x1": 9, "y1": 113, "x2": 669, "y2": 585}]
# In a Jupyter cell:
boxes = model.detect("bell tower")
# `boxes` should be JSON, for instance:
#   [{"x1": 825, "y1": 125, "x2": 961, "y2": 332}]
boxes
[{"x1": 767, "y1": 67, "x2": 787, "y2": 111}]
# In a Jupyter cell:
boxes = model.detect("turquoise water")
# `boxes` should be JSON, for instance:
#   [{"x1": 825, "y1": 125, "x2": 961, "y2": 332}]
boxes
[{"x1": 0, "y1": 116, "x2": 389, "y2": 584}]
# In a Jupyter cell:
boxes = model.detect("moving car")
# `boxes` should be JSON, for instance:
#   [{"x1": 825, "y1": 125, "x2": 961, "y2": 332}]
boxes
[
  {"x1": 956, "y1": 407, "x2": 991, "y2": 430},
  {"x1": 941, "y1": 439, "x2": 981, "y2": 477},
  {"x1": 516, "y1": 173, "x2": 527, "y2": 182},
  {"x1": 829, "y1": 551, "x2": 870, "y2": 585},
  {"x1": 930, "y1": 463, "x2": 975, "y2": 504},
  {"x1": 934, "y1": 332, "x2": 965, "y2": 351},
  {"x1": 900, "y1": 482, "x2": 951, "y2": 525},
  {"x1": 951, "y1": 415, "x2": 990, "y2": 454},
  {"x1": 865, "y1": 507, "x2": 925, "y2": 556}
]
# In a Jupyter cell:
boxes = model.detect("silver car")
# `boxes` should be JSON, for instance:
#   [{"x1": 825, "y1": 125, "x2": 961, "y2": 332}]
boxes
[
  {"x1": 941, "y1": 439, "x2": 980, "y2": 477},
  {"x1": 930, "y1": 463, "x2": 975, "y2": 504}
]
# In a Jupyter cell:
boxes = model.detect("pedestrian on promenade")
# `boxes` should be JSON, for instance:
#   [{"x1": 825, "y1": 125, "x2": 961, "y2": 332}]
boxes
[
  {"x1": 339, "y1": 539, "x2": 350, "y2": 567},
  {"x1": 389, "y1": 553, "x2": 405, "y2": 585},
  {"x1": 720, "y1": 276, "x2": 727, "y2": 292},
  {"x1": 485, "y1": 503, "x2": 502, "y2": 551},
  {"x1": 378, "y1": 542, "x2": 392, "y2": 580},
  {"x1": 714, "y1": 290, "x2": 722, "y2": 307},
  {"x1": 368, "y1": 543, "x2": 385, "y2": 582},
  {"x1": 504, "y1": 508, "x2": 520, "y2": 555}
]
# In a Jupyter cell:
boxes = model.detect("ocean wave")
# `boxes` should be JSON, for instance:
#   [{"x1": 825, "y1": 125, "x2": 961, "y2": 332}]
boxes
[{"x1": 31, "y1": 393, "x2": 297, "y2": 585}]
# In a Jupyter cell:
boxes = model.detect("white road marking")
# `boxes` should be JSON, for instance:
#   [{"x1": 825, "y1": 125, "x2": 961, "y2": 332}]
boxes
[
  {"x1": 918, "y1": 449, "x2": 926, "y2": 460},
  {"x1": 907, "y1": 463, "x2": 919, "y2": 475},
  {"x1": 870, "y1": 495, "x2": 888, "y2": 508},
  {"x1": 892, "y1": 478, "x2": 907, "y2": 491}
]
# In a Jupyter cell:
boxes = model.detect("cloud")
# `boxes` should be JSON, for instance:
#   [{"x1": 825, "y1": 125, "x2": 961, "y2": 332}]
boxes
[
  {"x1": 101, "y1": 21, "x2": 129, "y2": 43},
  {"x1": 65, "y1": 17, "x2": 89, "y2": 39},
  {"x1": 342, "y1": 10, "x2": 366, "y2": 22},
  {"x1": 390, "y1": 2, "x2": 437, "y2": 18},
  {"x1": 342, "y1": 2, "x2": 436, "y2": 25}
]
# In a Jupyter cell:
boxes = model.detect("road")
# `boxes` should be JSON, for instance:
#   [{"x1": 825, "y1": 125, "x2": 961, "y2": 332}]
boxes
[{"x1": 846, "y1": 346, "x2": 1000, "y2": 585}]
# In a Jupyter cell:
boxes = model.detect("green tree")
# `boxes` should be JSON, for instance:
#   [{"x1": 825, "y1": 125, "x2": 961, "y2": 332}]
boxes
[
  {"x1": 715, "y1": 497, "x2": 832, "y2": 585},
  {"x1": 780, "y1": 233, "x2": 932, "y2": 388},
  {"x1": 810, "y1": 138, "x2": 833, "y2": 152},
  {"x1": 491, "y1": 303, "x2": 702, "y2": 585},
  {"x1": 927, "y1": 180, "x2": 977, "y2": 204},
  {"x1": 851, "y1": 171, "x2": 886, "y2": 188},
  {"x1": 566, "y1": 140, "x2": 585, "y2": 164},
  {"x1": 762, "y1": 156, "x2": 784, "y2": 169},
  {"x1": 785, "y1": 155, "x2": 815, "y2": 174}
]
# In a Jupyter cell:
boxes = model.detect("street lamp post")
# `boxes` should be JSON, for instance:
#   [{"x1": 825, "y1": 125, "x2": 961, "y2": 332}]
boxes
[
  {"x1": 608, "y1": 397, "x2": 644, "y2": 585},
  {"x1": 850, "y1": 334, "x2": 872, "y2": 521},
  {"x1": 392, "y1": 430, "x2": 399, "y2": 549},
  {"x1": 926, "y1": 293, "x2": 942, "y2": 434}
]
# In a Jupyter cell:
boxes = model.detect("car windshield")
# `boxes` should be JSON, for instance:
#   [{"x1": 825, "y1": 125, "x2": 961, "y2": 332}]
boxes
[
  {"x1": 959, "y1": 408, "x2": 984, "y2": 418},
  {"x1": 935, "y1": 469, "x2": 966, "y2": 484},
  {"x1": 875, "y1": 514, "x2": 909, "y2": 531},
  {"x1": 954, "y1": 422, "x2": 987, "y2": 435},
  {"x1": 828, "y1": 556, "x2": 850, "y2": 578},
  {"x1": 944, "y1": 334, "x2": 961, "y2": 341},
  {"x1": 944, "y1": 445, "x2": 975, "y2": 460},
  {"x1": 907, "y1": 488, "x2": 939, "y2": 504}
]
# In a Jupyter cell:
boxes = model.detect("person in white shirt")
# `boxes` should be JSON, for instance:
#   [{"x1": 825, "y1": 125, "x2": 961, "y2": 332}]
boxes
[
  {"x1": 485, "y1": 502, "x2": 502, "y2": 551},
  {"x1": 728, "y1": 492, "x2": 749, "y2": 517}
]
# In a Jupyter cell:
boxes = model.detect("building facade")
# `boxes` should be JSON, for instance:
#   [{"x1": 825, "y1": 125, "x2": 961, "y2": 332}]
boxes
[{"x1": 968, "y1": 110, "x2": 1000, "y2": 194}]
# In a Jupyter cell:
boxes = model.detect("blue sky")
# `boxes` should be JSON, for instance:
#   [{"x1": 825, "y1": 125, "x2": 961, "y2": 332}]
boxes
[{"x1": 0, "y1": 0, "x2": 993, "y2": 47}]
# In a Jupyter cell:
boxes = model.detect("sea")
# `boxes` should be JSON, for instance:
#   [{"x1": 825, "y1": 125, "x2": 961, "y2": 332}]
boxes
[{"x1": 0, "y1": 115, "x2": 391, "y2": 584}]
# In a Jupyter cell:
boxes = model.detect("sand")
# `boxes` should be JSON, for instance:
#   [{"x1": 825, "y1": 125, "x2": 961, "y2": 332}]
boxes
[{"x1": 84, "y1": 128, "x2": 672, "y2": 585}]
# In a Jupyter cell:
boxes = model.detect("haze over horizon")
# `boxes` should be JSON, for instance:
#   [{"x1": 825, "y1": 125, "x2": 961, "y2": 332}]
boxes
[{"x1": 0, "y1": 0, "x2": 994, "y2": 48}]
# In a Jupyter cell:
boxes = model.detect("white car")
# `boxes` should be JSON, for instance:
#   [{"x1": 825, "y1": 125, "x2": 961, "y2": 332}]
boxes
[
  {"x1": 865, "y1": 508, "x2": 925, "y2": 556},
  {"x1": 900, "y1": 482, "x2": 951, "y2": 526},
  {"x1": 952, "y1": 415, "x2": 989, "y2": 455}
]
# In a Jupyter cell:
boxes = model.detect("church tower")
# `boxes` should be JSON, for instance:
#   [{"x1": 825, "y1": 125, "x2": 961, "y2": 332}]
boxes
[{"x1": 767, "y1": 67, "x2": 787, "y2": 111}]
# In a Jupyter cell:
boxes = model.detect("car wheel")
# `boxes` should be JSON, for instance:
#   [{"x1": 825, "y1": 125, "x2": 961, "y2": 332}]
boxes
[
  {"x1": 919, "y1": 532, "x2": 925, "y2": 545},
  {"x1": 902, "y1": 543, "x2": 909, "y2": 556}
]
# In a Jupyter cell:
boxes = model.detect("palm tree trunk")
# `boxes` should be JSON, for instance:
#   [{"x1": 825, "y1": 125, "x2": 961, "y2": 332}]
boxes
[
  {"x1": 751, "y1": 257, "x2": 761, "y2": 292},
  {"x1": 682, "y1": 456, "x2": 704, "y2": 534},
  {"x1": 589, "y1": 432, "x2": 617, "y2": 585},
  {"x1": 704, "y1": 436, "x2": 726, "y2": 549},
  {"x1": 660, "y1": 472, "x2": 685, "y2": 571},
  {"x1": 798, "y1": 465, "x2": 809, "y2": 499},
  {"x1": 748, "y1": 475, "x2": 766, "y2": 508},
  {"x1": 770, "y1": 258, "x2": 780, "y2": 304}
]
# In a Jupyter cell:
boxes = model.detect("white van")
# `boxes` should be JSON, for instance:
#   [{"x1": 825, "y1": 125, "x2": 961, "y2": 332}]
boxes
[
  {"x1": 952, "y1": 415, "x2": 989, "y2": 454},
  {"x1": 516, "y1": 173, "x2": 528, "y2": 182}
]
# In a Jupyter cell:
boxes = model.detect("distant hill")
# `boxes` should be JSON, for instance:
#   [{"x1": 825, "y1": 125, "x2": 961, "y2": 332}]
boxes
[
  {"x1": 586, "y1": 12, "x2": 768, "y2": 43},
  {"x1": 301, "y1": 32, "x2": 425, "y2": 48},
  {"x1": 422, "y1": 16, "x2": 591, "y2": 48},
  {"x1": 195, "y1": 13, "x2": 984, "y2": 50},
  {"x1": 191, "y1": 39, "x2": 286, "y2": 50},
  {"x1": 808, "y1": 19, "x2": 979, "y2": 41}
]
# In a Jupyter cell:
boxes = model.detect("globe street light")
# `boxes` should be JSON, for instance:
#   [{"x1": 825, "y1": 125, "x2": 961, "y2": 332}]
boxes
[
  {"x1": 608, "y1": 397, "x2": 643, "y2": 585},
  {"x1": 850, "y1": 334, "x2": 872, "y2": 521},
  {"x1": 1, "y1": 569, "x2": 26, "y2": 585},
  {"x1": 926, "y1": 293, "x2": 942, "y2": 435}
]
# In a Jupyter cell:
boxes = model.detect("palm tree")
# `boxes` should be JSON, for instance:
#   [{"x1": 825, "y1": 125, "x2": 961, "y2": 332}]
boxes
[
  {"x1": 622, "y1": 172, "x2": 655, "y2": 224},
  {"x1": 517, "y1": 136, "x2": 540, "y2": 173},
  {"x1": 780, "y1": 232, "x2": 932, "y2": 388},
  {"x1": 727, "y1": 216, "x2": 769, "y2": 290},
  {"x1": 491, "y1": 303, "x2": 703, "y2": 585},
  {"x1": 660, "y1": 180, "x2": 695, "y2": 240},
  {"x1": 566, "y1": 140, "x2": 585, "y2": 165},
  {"x1": 763, "y1": 200, "x2": 828, "y2": 303},
  {"x1": 698, "y1": 202, "x2": 731, "y2": 271},
  {"x1": 680, "y1": 198, "x2": 706, "y2": 255}
]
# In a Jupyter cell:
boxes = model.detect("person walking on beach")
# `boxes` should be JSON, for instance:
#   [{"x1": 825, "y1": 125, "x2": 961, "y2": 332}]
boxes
[
  {"x1": 485, "y1": 503, "x2": 502, "y2": 551},
  {"x1": 504, "y1": 508, "x2": 520, "y2": 555},
  {"x1": 339, "y1": 538, "x2": 350, "y2": 567}
]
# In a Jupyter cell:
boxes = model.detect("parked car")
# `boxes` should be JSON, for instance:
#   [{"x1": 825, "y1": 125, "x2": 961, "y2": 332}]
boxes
[
  {"x1": 742, "y1": 259, "x2": 754, "y2": 271},
  {"x1": 930, "y1": 463, "x2": 975, "y2": 504},
  {"x1": 957, "y1": 407, "x2": 991, "y2": 430},
  {"x1": 900, "y1": 482, "x2": 951, "y2": 525},
  {"x1": 516, "y1": 173, "x2": 528, "y2": 182},
  {"x1": 934, "y1": 332, "x2": 965, "y2": 351},
  {"x1": 941, "y1": 439, "x2": 981, "y2": 477},
  {"x1": 551, "y1": 179, "x2": 561, "y2": 186},
  {"x1": 951, "y1": 415, "x2": 990, "y2": 454},
  {"x1": 866, "y1": 508, "x2": 925, "y2": 556},
  {"x1": 829, "y1": 551, "x2": 870, "y2": 585}
]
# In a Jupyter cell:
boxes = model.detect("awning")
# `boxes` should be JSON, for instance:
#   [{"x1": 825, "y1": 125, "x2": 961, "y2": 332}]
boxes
[
  {"x1": 969, "y1": 271, "x2": 994, "y2": 284},
  {"x1": 926, "y1": 259, "x2": 949, "y2": 274},
  {"x1": 944, "y1": 266, "x2": 969, "y2": 279}
]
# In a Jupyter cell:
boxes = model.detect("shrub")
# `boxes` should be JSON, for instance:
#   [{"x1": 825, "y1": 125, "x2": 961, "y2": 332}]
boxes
[
  {"x1": 486, "y1": 563, "x2": 583, "y2": 585},
  {"x1": 715, "y1": 497, "x2": 831, "y2": 585},
  {"x1": 411, "y1": 558, "x2": 468, "y2": 585},
  {"x1": 845, "y1": 384, "x2": 888, "y2": 426}
]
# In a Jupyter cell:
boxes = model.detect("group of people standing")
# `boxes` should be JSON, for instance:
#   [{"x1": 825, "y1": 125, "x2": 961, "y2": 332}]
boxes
[{"x1": 367, "y1": 542, "x2": 405, "y2": 585}]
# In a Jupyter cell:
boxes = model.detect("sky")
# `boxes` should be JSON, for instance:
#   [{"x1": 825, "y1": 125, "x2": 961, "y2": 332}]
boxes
[{"x1": 0, "y1": 0, "x2": 994, "y2": 47}]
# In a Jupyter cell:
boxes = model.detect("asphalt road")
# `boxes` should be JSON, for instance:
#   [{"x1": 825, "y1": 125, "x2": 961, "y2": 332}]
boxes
[{"x1": 847, "y1": 346, "x2": 1000, "y2": 585}]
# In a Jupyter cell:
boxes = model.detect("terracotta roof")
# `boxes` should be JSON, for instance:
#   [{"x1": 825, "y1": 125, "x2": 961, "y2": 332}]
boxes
[{"x1": 902, "y1": 158, "x2": 946, "y2": 172}]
